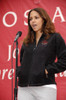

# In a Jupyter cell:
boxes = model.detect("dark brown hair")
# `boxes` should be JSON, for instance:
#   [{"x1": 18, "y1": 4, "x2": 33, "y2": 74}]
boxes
[{"x1": 23, "y1": 8, "x2": 56, "y2": 45}]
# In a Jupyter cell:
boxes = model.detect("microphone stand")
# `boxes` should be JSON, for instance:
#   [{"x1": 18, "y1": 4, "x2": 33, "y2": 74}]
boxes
[{"x1": 14, "y1": 40, "x2": 18, "y2": 100}]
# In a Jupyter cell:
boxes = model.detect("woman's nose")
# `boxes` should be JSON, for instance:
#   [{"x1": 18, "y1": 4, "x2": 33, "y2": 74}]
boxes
[{"x1": 32, "y1": 18, "x2": 35, "y2": 23}]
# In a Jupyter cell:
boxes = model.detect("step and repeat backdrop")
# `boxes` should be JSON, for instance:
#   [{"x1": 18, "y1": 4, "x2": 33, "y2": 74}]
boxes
[{"x1": 0, "y1": 0, "x2": 66, "y2": 100}]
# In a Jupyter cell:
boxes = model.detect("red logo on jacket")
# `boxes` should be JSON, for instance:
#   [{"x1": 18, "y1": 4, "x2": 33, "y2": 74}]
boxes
[{"x1": 41, "y1": 40, "x2": 48, "y2": 45}]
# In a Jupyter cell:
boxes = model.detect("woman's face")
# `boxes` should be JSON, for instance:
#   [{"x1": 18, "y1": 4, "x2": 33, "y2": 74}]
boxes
[{"x1": 29, "y1": 10, "x2": 44, "y2": 33}]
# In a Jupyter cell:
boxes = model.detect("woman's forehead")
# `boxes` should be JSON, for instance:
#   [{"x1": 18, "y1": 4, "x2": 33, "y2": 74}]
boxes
[{"x1": 30, "y1": 10, "x2": 40, "y2": 17}]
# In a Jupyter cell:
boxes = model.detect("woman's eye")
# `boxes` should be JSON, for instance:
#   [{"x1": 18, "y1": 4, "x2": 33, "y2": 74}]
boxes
[
  {"x1": 29, "y1": 16, "x2": 39, "y2": 21},
  {"x1": 29, "y1": 18, "x2": 32, "y2": 21},
  {"x1": 35, "y1": 16, "x2": 39, "y2": 19}
]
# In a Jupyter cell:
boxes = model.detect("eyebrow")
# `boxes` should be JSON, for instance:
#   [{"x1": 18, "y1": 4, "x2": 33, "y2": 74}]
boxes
[{"x1": 30, "y1": 15, "x2": 40, "y2": 18}]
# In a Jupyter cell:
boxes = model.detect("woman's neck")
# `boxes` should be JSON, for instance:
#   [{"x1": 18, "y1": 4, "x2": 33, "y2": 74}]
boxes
[{"x1": 36, "y1": 31, "x2": 43, "y2": 40}]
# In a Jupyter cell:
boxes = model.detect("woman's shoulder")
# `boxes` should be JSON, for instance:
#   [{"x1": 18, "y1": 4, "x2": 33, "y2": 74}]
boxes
[
  {"x1": 50, "y1": 32, "x2": 60, "y2": 36},
  {"x1": 52, "y1": 32, "x2": 65, "y2": 45},
  {"x1": 50, "y1": 32, "x2": 62, "y2": 39},
  {"x1": 21, "y1": 42, "x2": 31, "y2": 48},
  {"x1": 47, "y1": 32, "x2": 63, "y2": 42},
  {"x1": 54, "y1": 32, "x2": 64, "y2": 41}
]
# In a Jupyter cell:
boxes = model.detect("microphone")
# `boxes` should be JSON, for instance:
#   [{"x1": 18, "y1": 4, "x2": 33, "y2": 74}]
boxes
[{"x1": 14, "y1": 31, "x2": 22, "y2": 42}]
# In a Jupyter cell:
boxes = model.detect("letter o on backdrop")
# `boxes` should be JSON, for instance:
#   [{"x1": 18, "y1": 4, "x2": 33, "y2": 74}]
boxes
[{"x1": 3, "y1": 11, "x2": 17, "y2": 27}]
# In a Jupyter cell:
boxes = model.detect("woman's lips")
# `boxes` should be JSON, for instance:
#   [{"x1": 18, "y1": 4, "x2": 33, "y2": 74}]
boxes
[{"x1": 32, "y1": 24, "x2": 37, "y2": 28}]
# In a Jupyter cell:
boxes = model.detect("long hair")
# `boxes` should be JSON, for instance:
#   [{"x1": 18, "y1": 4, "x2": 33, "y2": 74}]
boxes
[{"x1": 23, "y1": 8, "x2": 56, "y2": 45}]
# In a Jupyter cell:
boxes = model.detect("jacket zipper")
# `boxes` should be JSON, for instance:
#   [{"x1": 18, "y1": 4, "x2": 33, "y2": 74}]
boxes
[{"x1": 27, "y1": 34, "x2": 45, "y2": 86}]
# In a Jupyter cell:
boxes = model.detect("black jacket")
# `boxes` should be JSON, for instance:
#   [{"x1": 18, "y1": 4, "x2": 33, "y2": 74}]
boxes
[{"x1": 17, "y1": 33, "x2": 66, "y2": 87}]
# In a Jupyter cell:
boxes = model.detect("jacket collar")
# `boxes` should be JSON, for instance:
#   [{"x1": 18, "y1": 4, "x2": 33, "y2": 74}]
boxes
[{"x1": 34, "y1": 33, "x2": 46, "y2": 42}]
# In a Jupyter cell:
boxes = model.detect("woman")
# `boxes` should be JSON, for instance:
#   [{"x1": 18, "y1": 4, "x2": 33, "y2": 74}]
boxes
[{"x1": 17, "y1": 8, "x2": 66, "y2": 100}]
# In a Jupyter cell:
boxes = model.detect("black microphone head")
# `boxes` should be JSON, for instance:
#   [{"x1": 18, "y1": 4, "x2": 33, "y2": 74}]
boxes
[{"x1": 17, "y1": 31, "x2": 22, "y2": 37}]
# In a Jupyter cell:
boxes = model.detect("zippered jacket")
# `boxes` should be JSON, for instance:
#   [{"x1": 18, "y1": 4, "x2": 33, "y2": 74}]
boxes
[{"x1": 17, "y1": 33, "x2": 66, "y2": 87}]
